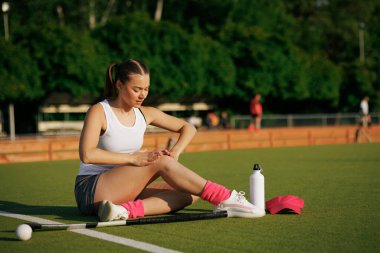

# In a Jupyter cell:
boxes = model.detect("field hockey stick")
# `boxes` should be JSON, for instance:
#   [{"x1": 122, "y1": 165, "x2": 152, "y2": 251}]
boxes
[{"x1": 26, "y1": 211, "x2": 228, "y2": 231}]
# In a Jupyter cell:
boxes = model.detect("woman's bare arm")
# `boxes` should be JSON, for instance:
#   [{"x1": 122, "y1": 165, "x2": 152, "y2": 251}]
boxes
[{"x1": 141, "y1": 106, "x2": 197, "y2": 159}]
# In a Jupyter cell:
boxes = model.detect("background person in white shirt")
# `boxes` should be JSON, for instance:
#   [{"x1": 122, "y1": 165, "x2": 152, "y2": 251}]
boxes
[
  {"x1": 355, "y1": 96, "x2": 371, "y2": 142},
  {"x1": 360, "y1": 96, "x2": 369, "y2": 116}
]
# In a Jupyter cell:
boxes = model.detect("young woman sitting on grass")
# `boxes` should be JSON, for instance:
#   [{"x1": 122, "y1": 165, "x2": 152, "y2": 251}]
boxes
[{"x1": 74, "y1": 59, "x2": 265, "y2": 221}]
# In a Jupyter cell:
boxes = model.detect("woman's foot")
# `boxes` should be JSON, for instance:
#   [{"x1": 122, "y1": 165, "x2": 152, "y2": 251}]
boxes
[{"x1": 98, "y1": 200, "x2": 129, "y2": 222}]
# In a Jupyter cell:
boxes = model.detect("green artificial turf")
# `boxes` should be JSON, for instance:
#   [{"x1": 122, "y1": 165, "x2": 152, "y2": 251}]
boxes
[{"x1": 1, "y1": 143, "x2": 379, "y2": 253}]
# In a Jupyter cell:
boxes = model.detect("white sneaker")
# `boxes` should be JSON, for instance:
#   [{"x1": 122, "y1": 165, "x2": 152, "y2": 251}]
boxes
[
  {"x1": 214, "y1": 190, "x2": 266, "y2": 218},
  {"x1": 98, "y1": 200, "x2": 129, "y2": 222}
]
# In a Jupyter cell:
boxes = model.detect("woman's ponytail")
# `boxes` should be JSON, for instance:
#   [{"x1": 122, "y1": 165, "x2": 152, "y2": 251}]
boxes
[{"x1": 103, "y1": 63, "x2": 117, "y2": 99}]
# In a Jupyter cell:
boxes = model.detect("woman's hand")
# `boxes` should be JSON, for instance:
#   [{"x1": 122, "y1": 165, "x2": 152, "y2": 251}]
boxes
[
  {"x1": 162, "y1": 149, "x2": 180, "y2": 161},
  {"x1": 130, "y1": 151, "x2": 160, "y2": 166},
  {"x1": 131, "y1": 149, "x2": 176, "y2": 166},
  {"x1": 167, "y1": 150, "x2": 180, "y2": 161}
]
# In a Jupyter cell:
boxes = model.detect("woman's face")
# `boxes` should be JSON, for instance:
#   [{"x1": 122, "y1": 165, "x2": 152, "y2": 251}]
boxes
[{"x1": 117, "y1": 74, "x2": 150, "y2": 108}]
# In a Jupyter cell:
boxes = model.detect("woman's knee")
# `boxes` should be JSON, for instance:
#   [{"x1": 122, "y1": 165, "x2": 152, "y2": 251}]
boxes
[{"x1": 153, "y1": 155, "x2": 177, "y2": 172}]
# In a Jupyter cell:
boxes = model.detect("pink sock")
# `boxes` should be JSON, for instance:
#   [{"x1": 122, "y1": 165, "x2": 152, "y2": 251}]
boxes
[
  {"x1": 200, "y1": 181, "x2": 231, "y2": 205},
  {"x1": 121, "y1": 199, "x2": 145, "y2": 218}
]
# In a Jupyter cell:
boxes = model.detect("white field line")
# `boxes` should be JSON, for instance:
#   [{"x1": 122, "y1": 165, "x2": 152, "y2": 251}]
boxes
[{"x1": 0, "y1": 210, "x2": 181, "y2": 253}]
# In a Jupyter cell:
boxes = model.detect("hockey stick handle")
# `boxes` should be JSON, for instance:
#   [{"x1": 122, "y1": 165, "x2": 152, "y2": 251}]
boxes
[{"x1": 126, "y1": 210, "x2": 228, "y2": 225}]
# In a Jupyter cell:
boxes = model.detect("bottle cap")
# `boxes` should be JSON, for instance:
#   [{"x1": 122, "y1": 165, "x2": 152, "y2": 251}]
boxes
[{"x1": 253, "y1": 164, "x2": 261, "y2": 170}]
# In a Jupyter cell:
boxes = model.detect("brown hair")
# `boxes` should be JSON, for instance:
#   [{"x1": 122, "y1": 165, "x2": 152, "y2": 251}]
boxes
[{"x1": 103, "y1": 59, "x2": 150, "y2": 99}]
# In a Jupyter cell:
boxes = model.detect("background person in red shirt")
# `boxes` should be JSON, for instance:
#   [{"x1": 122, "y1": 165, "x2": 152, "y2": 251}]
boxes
[{"x1": 250, "y1": 93, "x2": 263, "y2": 131}]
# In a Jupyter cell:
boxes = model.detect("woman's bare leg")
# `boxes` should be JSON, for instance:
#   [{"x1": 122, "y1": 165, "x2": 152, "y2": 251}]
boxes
[
  {"x1": 95, "y1": 155, "x2": 264, "y2": 220},
  {"x1": 137, "y1": 181, "x2": 199, "y2": 215},
  {"x1": 94, "y1": 155, "x2": 206, "y2": 213}
]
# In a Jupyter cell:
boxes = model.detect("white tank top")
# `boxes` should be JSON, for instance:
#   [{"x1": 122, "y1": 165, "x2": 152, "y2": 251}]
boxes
[{"x1": 78, "y1": 99, "x2": 147, "y2": 175}]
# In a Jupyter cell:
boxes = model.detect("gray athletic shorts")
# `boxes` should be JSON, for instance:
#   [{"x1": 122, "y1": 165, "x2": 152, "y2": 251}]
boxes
[{"x1": 74, "y1": 174, "x2": 101, "y2": 215}]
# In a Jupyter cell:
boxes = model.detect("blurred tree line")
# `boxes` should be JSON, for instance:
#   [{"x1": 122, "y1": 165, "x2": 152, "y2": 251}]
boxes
[{"x1": 0, "y1": 0, "x2": 379, "y2": 133}]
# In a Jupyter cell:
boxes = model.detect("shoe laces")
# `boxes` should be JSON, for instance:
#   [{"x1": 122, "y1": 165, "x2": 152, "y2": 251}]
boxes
[{"x1": 236, "y1": 191, "x2": 248, "y2": 204}]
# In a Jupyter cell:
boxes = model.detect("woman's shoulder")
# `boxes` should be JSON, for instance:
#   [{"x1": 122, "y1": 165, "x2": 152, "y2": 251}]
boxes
[
  {"x1": 91, "y1": 102, "x2": 104, "y2": 110},
  {"x1": 86, "y1": 102, "x2": 106, "y2": 116},
  {"x1": 83, "y1": 102, "x2": 107, "y2": 128},
  {"x1": 140, "y1": 105, "x2": 165, "y2": 115},
  {"x1": 139, "y1": 106, "x2": 163, "y2": 123},
  {"x1": 139, "y1": 105, "x2": 158, "y2": 113}
]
